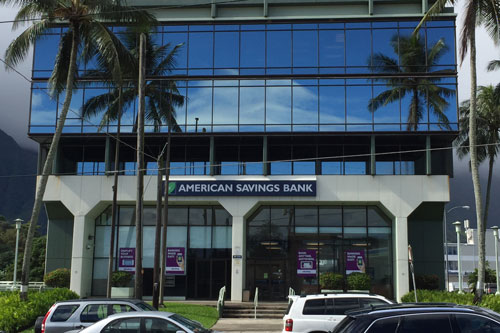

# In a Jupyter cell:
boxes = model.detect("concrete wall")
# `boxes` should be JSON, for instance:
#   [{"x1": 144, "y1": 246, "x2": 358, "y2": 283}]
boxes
[{"x1": 41, "y1": 174, "x2": 449, "y2": 301}]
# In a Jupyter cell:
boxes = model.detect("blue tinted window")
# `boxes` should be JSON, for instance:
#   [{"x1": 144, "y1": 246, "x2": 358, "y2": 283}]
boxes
[
  {"x1": 293, "y1": 30, "x2": 318, "y2": 68},
  {"x1": 213, "y1": 87, "x2": 238, "y2": 125},
  {"x1": 271, "y1": 162, "x2": 292, "y2": 175},
  {"x1": 241, "y1": 31, "x2": 265, "y2": 68},
  {"x1": 165, "y1": 32, "x2": 188, "y2": 71},
  {"x1": 31, "y1": 83, "x2": 57, "y2": 128},
  {"x1": 188, "y1": 32, "x2": 213, "y2": 68},
  {"x1": 372, "y1": 29, "x2": 397, "y2": 65},
  {"x1": 267, "y1": 31, "x2": 291, "y2": 68},
  {"x1": 187, "y1": 86, "x2": 212, "y2": 129},
  {"x1": 346, "y1": 29, "x2": 371, "y2": 68},
  {"x1": 34, "y1": 34, "x2": 60, "y2": 73},
  {"x1": 320, "y1": 85, "x2": 345, "y2": 125},
  {"x1": 346, "y1": 85, "x2": 372, "y2": 125},
  {"x1": 215, "y1": 32, "x2": 239, "y2": 68},
  {"x1": 240, "y1": 87, "x2": 265, "y2": 126},
  {"x1": 372, "y1": 85, "x2": 400, "y2": 125},
  {"x1": 293, "y1": 84, "x2": 318, "y2": 125},
  {"x1": 319, "y1": 30, "x2": 344, "y2": 68},
  {"x1": 427, "y1": 27, "x2": 455, "y2": 66},
  {"x1": 266, "y1": 86, "x2": 291, "y2": 125}
]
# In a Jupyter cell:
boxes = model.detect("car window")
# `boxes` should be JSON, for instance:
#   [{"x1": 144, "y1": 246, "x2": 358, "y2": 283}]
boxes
[
  {"x1": 285, "y1": 300, "x2": 294, "y2": 315},
  {"x1": 331, "y1": 316, "x2": 356, "y2": 333},
  {"x1": 80, "y1": 304, "x2": 109, "y2": 322},
  {"x1": 359, "y1": 298, "x2": 389, "y2": 309},
  {"x1": 102, "y1": 318, "x2": 142, "y2": 333},
  {"x1": 170, "y1": 314, "x2": 210, "y2": 333},
  {"x1": 366, "y1": 317, "x2": 399, "y2": 333},
  {"x1": 303, "y1": 299, "x2": 326, "y2": 315},
  {"x1": 333, "y1": 298, "x2": 360, "y2": 315},
  {"x1": 455, "y1": 314, "x2": 500, "y2": 333},
  {"x1": 50, "y1": 305, "x2": 79, "y2": 322},
  {"x1": 400, "y1": 314, "x2": 452, "y2": 333},
  {"x1": 112, "y1": 304, "x2": 135, "y2": 314},
  {"x1": 136, "y1": 302, "x2": 155, "y2": 311},
  {"x1": 144, "y1": 318, "x2": 181, "y2": 333}
]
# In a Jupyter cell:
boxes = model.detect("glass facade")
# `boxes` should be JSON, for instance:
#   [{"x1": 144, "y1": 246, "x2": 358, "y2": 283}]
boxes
[
  {"x1": 92, "y1": 205, "x2": 232, "y2": 298},
  {"x1": 246, "y1": 205, "x2": 393, "y2": 300},
  {"x1": 30, "y1": 20, "x2": 457, "y2": 134}
]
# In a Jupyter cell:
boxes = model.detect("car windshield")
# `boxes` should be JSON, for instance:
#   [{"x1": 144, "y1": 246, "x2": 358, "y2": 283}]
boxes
[
  {"x1": 135, "y1": 302, "x2": 155, "y2": 311},
  {"x1": 171, "y1": 314, "x2": 211, "y2": 333},
  {"x1": 332, "y1": 316, "x2": 356, "y2": 333}
]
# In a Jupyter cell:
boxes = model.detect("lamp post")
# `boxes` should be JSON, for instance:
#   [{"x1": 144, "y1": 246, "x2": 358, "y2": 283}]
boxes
[
  {"x1": 491, "y1": 226, "x2": 500, "y2": 296},
  {"x1": 453, "y1": 221, "x2": 463, "y2": 294},
  {"x1": 13, "y1": 218, "x2": 23, "y2": 289},
  {"x1": 444, "y1": 205, "x2": 470, "y2": 290}
]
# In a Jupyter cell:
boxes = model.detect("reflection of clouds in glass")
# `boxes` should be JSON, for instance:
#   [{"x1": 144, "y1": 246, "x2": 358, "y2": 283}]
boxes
[
  {"x1": 240, "y1": 87, "x2": 264, "y2": 124},
  {"x1": 31, "y1": 92, "x2": 56, "y2": 125},
  {"x1": 266, "y1": 87, "x2": 291, "y2": 124},
  {"x1": 187, "y1": 88, "x2": 212, "y2": 125},
  {"x1": 293, "y1": 84, "x2": 318, "y2": 124},
  {"x1": 214, "y1": 88, "x2": 238, "y2": 124}
]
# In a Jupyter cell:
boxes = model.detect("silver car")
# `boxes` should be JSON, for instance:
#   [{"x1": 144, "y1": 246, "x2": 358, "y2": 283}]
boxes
[
  {"x1": 67, "y1": 311, "x2": 214, "y2": 333},
  {"x1": 36, "y1": 298, "x2": 154, "y2": 333}
]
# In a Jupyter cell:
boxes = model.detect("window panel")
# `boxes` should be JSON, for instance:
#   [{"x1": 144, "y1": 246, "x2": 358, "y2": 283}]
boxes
[
  {"x1": 293, "y1": 30, "x2": 318, "y2": 68},
  {"x1": 190, "y1": 226, "x2": 211, "y2": 248},
  {"x1": 293, "y1": 85, "x2": 318, "y2": 125},
  {"x1": 241, "y1": 31, "x2": 265, "y2": 68},
  {"x1": 320, "y1": 86, "x2": 345, "y2": 125},
  {"x1": 266, "y1": 86, "x2": 291, "y2": 125},
  {"x1": 346, "y1": 29, "x2": 371, "y2": 68},
  {"x1": 267, "y1": 31, "x2": 291, "y2": 68},
  {"x1": 427, "y1": 27, "x2": 456, "y2": 66},
  {"x1": 213, "y1": 87, "x2": 238, "y2": 125},
  {"x1": 187, "y1": 87, "x2": 212, "y2": 128},
  {"x1": 31, "y1": 83, "x2": 57, "y2": 128},
  {"x1": 240, "y1": 87, "x2": 265, "y2": 125},
  {"x1": 346, "y1": 85, "x2": 372, "y2": 125},
  {"x1": 372, "y1": 85, "x2": 400, "y2": 125},
  {"x1": 215, "y1": 32, "x2": 239, "y2": 69},
  {"x1": 372, "y1": 29, "x2": 397, "y2": 65},
  {"x1": 319, "y1": 30, "x2": 345, "y2": 68},
  {"x1": 188, "y1": 32, "x2": 213, "y2": 68},
  {"x1": 164, "y1": 32, "x2": 188, "y2": 72},
  {"x1": 34, "y1": 34, "x2": 60, "y2": 72},
  {"x1": 166, "y1": 226, "x2": 187, "y2": 248}
]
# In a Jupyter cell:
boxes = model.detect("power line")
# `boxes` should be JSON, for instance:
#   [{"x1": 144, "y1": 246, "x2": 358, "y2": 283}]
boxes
[{"x1": 0, "y1": 141, "x2": 498, "y2": 179}]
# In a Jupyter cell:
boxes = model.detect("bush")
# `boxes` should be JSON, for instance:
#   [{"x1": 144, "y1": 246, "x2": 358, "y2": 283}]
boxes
[
  {"x1": 347, "y1": 272, "x2": 371, "y2": 290},
  {"x1": 112, "y1": 271, "x2": 132, "y2": 287},
  {"x1": 401, "y1": 289, "x2": 475, "y2": 304},
  {"x1": 319, "y1": 272, "x2": 344, "y2": 290},
  {"x1": 0, "y1": 288, "x2": 78, "y2": 332},
  {"x1": 412, "y1": 274, "x2": 440, "y2": 290},
  {"x1": 44, "y1": 268, "x2": 70, "y2": 288},
  {"x1": 467, "y1": 263, "x2": 497, "y2": 292}
]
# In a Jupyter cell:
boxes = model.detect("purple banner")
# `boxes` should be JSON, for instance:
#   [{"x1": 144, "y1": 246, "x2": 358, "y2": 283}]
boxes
[
  {"x1": 118, "y1": 248, "x2": 135, "y2": 272},
  {"x1": 166, "y1": 247, "x2": 186, "y2": 275},
  {"x1": 345, "y1": 250, "x2": 366, "y2": 274},
  {"x1": 297, "y1": 249, "x2": 317, "y2": 277}
]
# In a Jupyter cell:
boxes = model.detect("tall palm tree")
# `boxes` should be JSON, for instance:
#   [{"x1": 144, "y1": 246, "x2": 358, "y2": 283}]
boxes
[
  {"x1": 455, "y1": 85, "x2": 500, "y2": 238},
  {"x1": 369, "y1": 34, "x2": 455, "y2": 130},
  {"x1": 2, "y1": 0, "x2": 154, "y2": 300},
  {"x1": 416, "y1": 0, "x2": 500, "y2": 301}
]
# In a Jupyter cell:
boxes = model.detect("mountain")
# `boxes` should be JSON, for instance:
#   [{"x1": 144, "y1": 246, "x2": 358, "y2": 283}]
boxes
[{"x1": 0, "y1": 129, "x2": 47, "y2": 233}]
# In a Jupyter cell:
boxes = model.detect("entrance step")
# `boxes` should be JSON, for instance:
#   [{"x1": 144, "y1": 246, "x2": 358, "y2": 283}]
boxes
[{"x1": 222, "y1": 302, "x2": 288, "y2": 319}]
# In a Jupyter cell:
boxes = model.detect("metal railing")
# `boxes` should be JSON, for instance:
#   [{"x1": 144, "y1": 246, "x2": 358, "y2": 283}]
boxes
[
  {"x1": 0, "y1": 281, "x2": 46, "y2": 292},
  {"x1": 288, "y1": 287, "x2": 296, "y2": 304},
  {"x1": 254, "y1": 287, "x2": 259, "y2": 319},
  {"x1": 217, "y1": 286, "x2": 226, "y2": 318}
]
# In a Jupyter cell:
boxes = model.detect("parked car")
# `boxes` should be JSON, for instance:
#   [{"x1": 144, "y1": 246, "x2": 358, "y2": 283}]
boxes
[
  {"x1": 330, "y1": 303, "x2": 500, "y2": 333},
  {"x1": 35, "y1": 298, "x2": 154, "y2": 333},
  {"x1": 283, "y1": 293, "x2": 394, "y2": 333},
  {"x1": 484, "y1": 283, "x2": 497, "y2": 295},
  {"x1": 65, "y1": 311, "x2": 212, "y2": 333}
]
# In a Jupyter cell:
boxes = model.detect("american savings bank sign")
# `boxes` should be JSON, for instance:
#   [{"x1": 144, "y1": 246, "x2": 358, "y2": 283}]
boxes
[{"x1": 167, "y1": 181, "x2": 316, "y2": 196}]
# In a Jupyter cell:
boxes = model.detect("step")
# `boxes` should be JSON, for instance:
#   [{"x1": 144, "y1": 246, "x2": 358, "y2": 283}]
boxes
[{"x1": 223, "y1": 313, "x2": 284, "y2": 319}]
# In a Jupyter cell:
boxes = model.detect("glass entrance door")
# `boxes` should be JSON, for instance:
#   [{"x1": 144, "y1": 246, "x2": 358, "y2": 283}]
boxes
[
  {"x1": 247, "y1": 260, "x2": 288, "y2": 301},
  {"x1": 189, "y1": 258, "x2": 230, "y2": 299}
]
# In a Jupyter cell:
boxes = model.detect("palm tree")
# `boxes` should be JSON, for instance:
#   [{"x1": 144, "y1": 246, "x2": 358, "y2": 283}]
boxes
[
  {"x1": 81, "y1": 32, "x2": 185, "y2": 131},
  {"x1": 456, "y1": 85, "x2": 500, "y2": 237},
  {"x1": 2, "y1": 0, "x2": 154, "y2": 300},
  {"x1": 416, "y1": 0, "x2": 500, "y2": 301},
  {"x1": 369, "y1": 33, "x2": 455, "y2": 130}
]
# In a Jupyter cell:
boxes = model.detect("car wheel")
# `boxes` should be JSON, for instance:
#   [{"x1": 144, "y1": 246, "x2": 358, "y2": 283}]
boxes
[{"x1": 34, "y1": 316, "x2": 44, "y2": 333}]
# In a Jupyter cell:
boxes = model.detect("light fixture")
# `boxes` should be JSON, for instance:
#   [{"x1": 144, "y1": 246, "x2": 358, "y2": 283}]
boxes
[
  {"x1": 266, "y1": 246, "x2": 282, "y2": 250},
  {"x1": 261, "y1": 241, "x2": 279, "y2": 246},
  {"x1": 306, "y1": 242, "x2": 325, "y2": 246},
  {"x1": 352, "y1": 243, "x2": 369, "y2": 247}
]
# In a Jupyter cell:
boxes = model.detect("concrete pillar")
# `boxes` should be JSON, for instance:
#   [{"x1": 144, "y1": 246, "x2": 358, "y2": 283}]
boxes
[
  {"x1": 231, "y1": 215, "x2": 245, "y2": 301},
  {"x1": 70, "y1": 214, "x2": 95, "y2": 298},
  {"x1": 394, "y1": 216, "x2": 409, "y2": 301}
]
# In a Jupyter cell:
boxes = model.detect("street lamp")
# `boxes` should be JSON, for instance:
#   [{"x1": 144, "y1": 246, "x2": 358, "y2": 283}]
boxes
[
  {"x1": 444, "y1": 205, "x2": 470, "y2": 290},
  {"x1": 453, "y1": 221, "x2": 463, "y2": 294},
  {"x1": 13, "y1": 218, "x2": 23, "y2": 290},
  {"x1": 491, "y1": 226, "x2": 500, "y2": 296}
]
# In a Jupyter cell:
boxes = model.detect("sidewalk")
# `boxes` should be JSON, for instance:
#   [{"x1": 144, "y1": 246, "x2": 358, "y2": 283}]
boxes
[{"x1": 212, "y1": 318, "x2": 283, "y2": 333}]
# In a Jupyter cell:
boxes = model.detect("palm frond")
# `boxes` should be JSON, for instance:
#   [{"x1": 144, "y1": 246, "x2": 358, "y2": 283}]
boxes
[
  {"x1": 369, "y1": 88, "x2": 400, "y2": 112},
  {"x1": 487, "y1": 59, "x2": 500, "y2": 71},
  {"x1": 414, "y1": 0, "x2": 457, "y2": 35},
  {"x1": 459, "y1": 0, "x2": 478, "y2": 63},
  {"x1": 4, "y1": 19, "x2": 50, "y2": 68},
  {"x1": 48, "y1": 28, "x2": 79, "y2": 96},
  {"x1": 478, "y1": 0, "x2": 500, "y2": 46}
]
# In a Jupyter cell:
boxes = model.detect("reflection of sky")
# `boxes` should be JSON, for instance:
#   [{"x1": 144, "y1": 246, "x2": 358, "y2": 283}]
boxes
[{"x1": 31, "y1": 91, "x2": 56, "y2": 125}]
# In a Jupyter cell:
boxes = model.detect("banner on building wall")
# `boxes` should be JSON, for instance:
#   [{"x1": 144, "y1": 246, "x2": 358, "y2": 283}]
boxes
[
  {"x1": 165, "y1": 180, "x2": 316, "y2": 197},
  {"x1": 345, "y1": 250, "x2": 366, "y2": 274},
  {"x1": 166, "y1": 247, "x2": 186, "y2": 275},
  {"x1": 297, "y1": 249, "x2": 317, "y2": 277},
  {"x1": 118, "y1": 248, "x2": 135, "y2": 272}
]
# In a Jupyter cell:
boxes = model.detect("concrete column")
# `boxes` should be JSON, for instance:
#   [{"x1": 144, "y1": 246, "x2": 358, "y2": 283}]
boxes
[
  {"x1": 394, "y1": 216, "x2": 409, "y2": 301},
  {"x1": 70, "y1": 214, "x2": 95, "y2": 298},
  {"x1": 231, "y1": 215, "x2": 245, "y2": 301}
]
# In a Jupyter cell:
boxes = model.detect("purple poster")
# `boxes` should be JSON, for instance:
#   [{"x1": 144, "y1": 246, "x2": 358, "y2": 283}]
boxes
[
  {"x1": 297, "y1": 249, "x2": 317, "y2": 277},
  {"x1": 118, "y1": 248, "x2": 135, "y2": 272},
  {"x1": 345, "y1": 250, "x2": 366, "y2": 274},
  {"x1": 166, "y1": 247, "x2": 186, "y2": 275}
]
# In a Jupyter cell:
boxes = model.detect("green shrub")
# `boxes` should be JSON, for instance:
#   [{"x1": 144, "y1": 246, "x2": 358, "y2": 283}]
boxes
[
  {"x1": 319, "y1": 272, "x2": 344, "y2": 290},
  {"x1": 412, "y1": 274, "x2": 440, "y2": 290},
  {"x1": 467, "y1": 263, "x2": 497, "y2": 292},
  {"x1": 401, "y1": 289, "x2": 475, "y2": 304},
  {"x1": 347, "y1": 272, "x2": 371, "y2": 290},
  {"x1": 0, "y1": 288, "x2": 78, "y2": 333},
  {"x1": 111, "y1": 271, "x2": 132, "y2": 287},
  {"x1": 44, "y1": 268, "x2": 70, "y2": 288}
]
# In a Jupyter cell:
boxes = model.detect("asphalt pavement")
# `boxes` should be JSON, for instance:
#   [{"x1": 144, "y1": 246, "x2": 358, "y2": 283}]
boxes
[{"x1": 211, "y1": 318, "x2": 283, "y2": 333}]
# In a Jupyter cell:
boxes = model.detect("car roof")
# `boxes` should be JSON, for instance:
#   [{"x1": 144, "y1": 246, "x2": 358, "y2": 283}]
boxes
[
  {"x1": 105, "y1": 311, "x2": 175, "y2": 320},
  {"x1": 345, "y1": 303, "x2": 497, "y2": 319},
  {"x1": 290, "y1": 293, "x2": 390, "y2": 300},
  {"x1": 56, "y1": 298, "x2": 146, "y2": 304}
]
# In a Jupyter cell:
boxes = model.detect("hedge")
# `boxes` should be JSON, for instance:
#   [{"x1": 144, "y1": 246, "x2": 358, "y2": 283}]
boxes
[
  {"x1": 401, "y1": 289, "x2": 500, "y2": 313},
  {"x1": 44, "y1": 268, "x2": 71, "y2": 288},
  {"x1": 0, "y1": 288, "x2": 78, "y2": 333}
]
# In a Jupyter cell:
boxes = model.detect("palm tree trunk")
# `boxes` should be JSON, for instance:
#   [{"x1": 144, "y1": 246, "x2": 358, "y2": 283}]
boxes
[
  {"x1": 483, "y1": 155, "x2": 494, "y2": 229},
  {"x1": 134, "y1": 33, "x2": 146, "y2": 299},
  {"x1": 152, "y1": 153, "x2": 164, "y2": 309},
  {"x1": 469, "y1": 26, "x2": 485, "y2": 303},
  {"x1": 20, "y1": 28, "x2": 79, "y2": 301},
  {"x1": 106, "y1": 86, "x2": 123, "y2": 298}
]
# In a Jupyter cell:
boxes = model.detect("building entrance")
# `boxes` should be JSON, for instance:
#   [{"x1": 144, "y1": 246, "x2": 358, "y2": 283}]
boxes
[
  {"x1": 187, "y1": 258, "x2": 231, "y2": 299},
  {"x1": 248, "y1": 260, "x2": 288, "y2": 301}
]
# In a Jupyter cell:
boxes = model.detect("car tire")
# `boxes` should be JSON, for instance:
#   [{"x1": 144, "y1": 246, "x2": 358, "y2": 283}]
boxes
[{"x1": 34, "y1": 316, "x2": 44, "y2": 333}]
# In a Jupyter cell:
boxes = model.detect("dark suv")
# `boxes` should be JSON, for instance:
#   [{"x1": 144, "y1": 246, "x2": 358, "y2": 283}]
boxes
[
  {"x1": 331, "y1": 303, "x2": 500, "y2": 333},
  {"x1": 35, "y1": 298, "x2": 154, "y2": 333}
]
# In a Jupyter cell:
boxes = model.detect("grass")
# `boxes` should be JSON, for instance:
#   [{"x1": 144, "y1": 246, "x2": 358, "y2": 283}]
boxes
[{"x1": 158, "y1": 302, "x2": 219, "y2": 328}]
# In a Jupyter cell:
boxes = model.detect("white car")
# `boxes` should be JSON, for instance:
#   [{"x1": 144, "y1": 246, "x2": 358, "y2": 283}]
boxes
[
  {"x1": 282, "y1": 293, "x2": 394, "y2": 333},
  {"x1": 66, "y1": 311, "x2": 215, "y2": 333}
]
